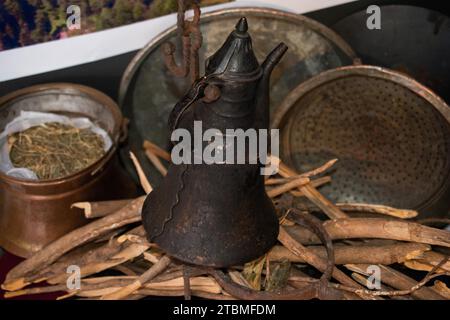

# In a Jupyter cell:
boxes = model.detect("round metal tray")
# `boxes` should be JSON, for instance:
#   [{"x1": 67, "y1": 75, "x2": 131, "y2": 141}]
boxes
[
  {"x1": 333, "y1": 5, "x2": 450, "y2": 103},
  {"x1": 118, "y1": 7, "x2": 358, "y2": 184},
  {"x1": 272, "y1": 65, "x2": 450, "y2": 218}
]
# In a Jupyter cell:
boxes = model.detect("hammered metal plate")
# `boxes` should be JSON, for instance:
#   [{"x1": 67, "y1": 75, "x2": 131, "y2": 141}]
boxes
[
  {"x1": 118, "y1": 7, "x2": 357, "y2": 184},
  {"x1": 272, "y1": 66, "x2": 450, "y2": 216}
]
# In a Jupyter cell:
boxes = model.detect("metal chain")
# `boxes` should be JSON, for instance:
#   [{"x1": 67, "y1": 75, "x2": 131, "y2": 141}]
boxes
[{"x1": 162, "y1": 0, "x2": 203, "y2": 84}]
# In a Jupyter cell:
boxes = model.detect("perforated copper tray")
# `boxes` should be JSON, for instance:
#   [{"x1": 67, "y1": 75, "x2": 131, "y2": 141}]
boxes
[{"x1": 272, "y1": 66, "x2": 450, "y2": 218}]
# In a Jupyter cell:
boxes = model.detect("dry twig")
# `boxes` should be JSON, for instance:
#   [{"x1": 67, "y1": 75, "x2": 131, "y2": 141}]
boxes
[
  {"x1": 101, "y1": 255, "x2": 171, "y2": 300},
  {"x1": 71, "y1": 199, "x2": 133, "y2": 219}
]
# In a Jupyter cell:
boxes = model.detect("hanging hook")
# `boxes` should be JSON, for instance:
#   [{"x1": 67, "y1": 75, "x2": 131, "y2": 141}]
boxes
[{"x1": 162, "y1": 0, "x2": 202, "y2": 84}]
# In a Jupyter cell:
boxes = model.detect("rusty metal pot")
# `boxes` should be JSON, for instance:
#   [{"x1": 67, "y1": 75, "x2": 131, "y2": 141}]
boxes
[
  {"x1": 272, "y1": 66, "x2": 450, "y2": 218},
  {"x1": 142, "y1": 18, "x2": 287, "y2": 267},
  {"x1": 118, "y1": 7, "x2": 358, "y2": 185},
  {"x1": 0, "y1": 83, "x2": 136, "y2": 257}
]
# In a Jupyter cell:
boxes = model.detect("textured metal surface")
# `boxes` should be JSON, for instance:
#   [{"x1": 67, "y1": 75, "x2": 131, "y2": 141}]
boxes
[
  {"x1": 0, "y1": 84, "x2": 137, "y2": 257},
  {"x1": 272, "y1": 66, "x2": 450, "y2": 218},
  {"x1": 118, "y1": 7, "x2": 357, "y2": 184},
  {"x1": 333, "y1": 5, "x2": 450, "y2": 103},
  {"x1": 142, "y1": 19, "x2": 286, "y2": 267}
]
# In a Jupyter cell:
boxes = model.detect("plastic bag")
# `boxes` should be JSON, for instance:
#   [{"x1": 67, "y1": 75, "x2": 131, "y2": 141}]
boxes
[{"x1": 0, "y1": 111, "x2": 112, "y2": 180}]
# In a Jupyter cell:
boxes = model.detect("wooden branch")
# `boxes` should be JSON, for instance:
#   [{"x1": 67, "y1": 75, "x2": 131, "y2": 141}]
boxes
[
  {"x1": 289, "y1": 176, "x2": 331, "y2": 196},
  {"x1": 143, "y1": 251, "x2": 162, "y2": 264},
  {"x1": 143, "y1": 276, "x2": 221, "y2": 293},
  {"x1": 280, "y1": 160, "x2": 450, "y2": 301},
  {"x1": 278, "y1": 227, "x2": 373, "y2": 300},
  {"x1": 345, "y1": 264, "x2": 446, "y2": 300},
  {"x1": 267, "y1": 177, "x2": 310, "y2": 198},
  {"x1": 4, "y1": 262, "x2": 166, "y2": 298},
  {"x1": 266, "y1": 157, "x2": 336, "y2": 185},
  {"x1": 404, "y1": 251, "x2": 450, "y2": 273},
  {"x1": 298, "y1": 184, "x2": 348, "y2": 219},
  {"x1": 2, "y1": 196, "x2": 145, "y2": 291},
  {"x1": 338, "y1": 260, "x2": 449, "y2": 298},
  {"x1": 212, "y1": 269, "x2": 318, "y2": 300},
  {"x1": 432, "y1": 281, "x2": 450, "y2": 299},
  {"x1": 6, "y1": 227, "x2": 148, "y2": 288},
  {"x1": 101, "y1": 255, "x2": 171, "y2": 300},
  {"x1": 302, "y1": 159, "x2": 337, "y2": 177},
  {"x1": 4, "y1": 276, "x2": 137, "y2": 298},
  {"x1": 350, "y1": 273, "x2": 412, "y2": 300},
  {"x1": 129, "y1": 151, "x2": 152, "y2": 194},
  {"x1": 284, "y1": 218, "x2": 450, "y2": 247},
  {"x1": 136, "y1": 289, "x2": 235, "y2": 300},
  {"x1": 265, "y1": 178, "x2": 291, "y2": 186},
  {"x1": 288, "y1": 274, "x2": 377, "y2": 300},
  {"x1": 47, "y1": 243, "x2": 150, "y2": 285},
  {"x1": 278, "y1": 165, "x2": 449, "y2": 301},
  {"x1": 143, "y1": 140, "x2": 171, "y2": 162},
  {"x1": 76, "y1": 276, "x2": 222, "y2": 299},
  {"x1": 117, "y1": 227, "x2": 150, "y2": 247},
  {"x1": 278, "y1": 158, "x2": 337, "y2": 179},
  {"x1": 145, "y1": 149, "x2": 168, "y2": 176},
  {"x1": 4, "y1": 268, "x2": 192, "y2": 299},
  {"x1": 71, "y1": 199, "x2": 133, "y2": 219},
  {"x1": 113, "y1": 265, "x2": 139, "y2": 276},
  {"x1": 268, "y1": 242, "x2": 430, "y2": 265},
  {"x1": 4, "y1": 284, "x2": 70, "y2": 299},
  {"x1": 32, "y1": 239, "x2": 124, "y2": 284},
  {"x1": 335, "y1": 203, "x2": 417, "y2": 219},
  {"x1": 278, "y1": 161, "x2": 347, "y2": 219}
]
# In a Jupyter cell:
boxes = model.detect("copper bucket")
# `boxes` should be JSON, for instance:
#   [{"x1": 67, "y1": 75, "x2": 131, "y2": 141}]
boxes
[{"x1": 0, "y1": 83, "x2": 135, "y2": 257}]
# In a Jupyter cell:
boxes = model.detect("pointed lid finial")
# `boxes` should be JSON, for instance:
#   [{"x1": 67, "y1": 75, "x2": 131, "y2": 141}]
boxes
[
  {"x1": 235, "y1": 17, "x2": 248, "y2": 35},
  {"x1": 205, "y1": 17, "x2": 260, "y2": 78}
]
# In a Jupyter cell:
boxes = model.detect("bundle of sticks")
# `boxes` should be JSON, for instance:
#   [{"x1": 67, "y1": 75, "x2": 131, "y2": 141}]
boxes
[{"x1": 1, "y1": 140, "x2": 449, "y2": 300}]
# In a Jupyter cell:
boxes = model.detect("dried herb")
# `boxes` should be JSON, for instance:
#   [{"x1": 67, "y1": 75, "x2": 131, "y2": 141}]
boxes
[
  {"x1": 242, "y1": 255, "x2": 266, "y2": 290},
  {"x1": 8, "y1": 122, "x2": 106, "y2": 180},
  {"x1": 265, "y1": 259, "x2": 291, "y2": 292}
]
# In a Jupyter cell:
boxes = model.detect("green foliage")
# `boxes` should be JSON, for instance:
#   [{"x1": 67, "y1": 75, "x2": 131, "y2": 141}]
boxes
[
  {"x1": 32, "y1": 8, "x2": 51, "y2": 41},
  {"x1": 147, "y1": 0, "x2": 178, "y2": 19},
  {"x1": 1, "y1": 0, "x2": 232, "y2": 50},
  {"x1": 112, "y1": 0, "x2": 134, "y2": 26},
  {"x1": 95, "y1": 7, "x2": 114, "y2": 30},
  {"x1": 4, "y1": 0, "x2": 21, "y2": 15},
  {"x1": 89, "y1": 0, "x2": 106, "y2": 13},
  {"x1": 132, "y1": 1, "x2": 145, "y2": 21},
  {"x1": 19, "y1": 21, "x2": 31, "y2": 46}
]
